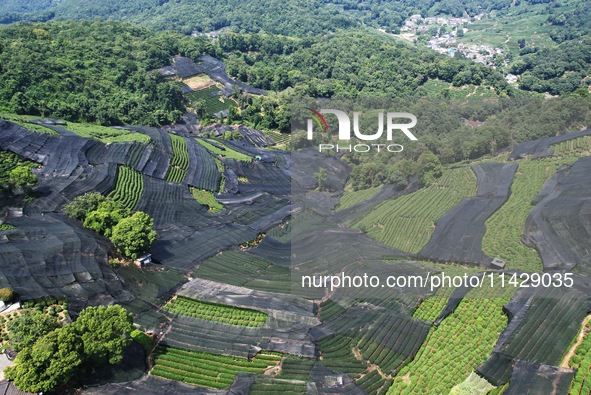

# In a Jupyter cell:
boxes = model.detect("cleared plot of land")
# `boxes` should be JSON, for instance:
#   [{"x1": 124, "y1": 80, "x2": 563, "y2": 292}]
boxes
[
  {"x1": 482, "y1": 158, "x2": 576, "y2": 272},
  {"x1": 337, "y1": 185, "x2": 382, "y2": 211},
  {"x1": 165, "y1": 134, "x2": 189, "y2": 183},
  {"x1": 196, "y1": 138, "x2": 252, "y2": 162},
  {"x1": 182, "y1": 74, "x2": 215, "y2": 90},
  {"x1": 164, "y1": 296, "x2": 267, "y2": 327},
  {"x1": 151, "y1": 345, "x2": 281, "y2": 389},
  {"x1": 353, "y1": 167, "x2": 477, "y2": 254},
  {"x1": 190, "y1": 187, "x2": 223, "y2": 212},
  {"x1": 108, "y1": 166, "x2": 144, "y2": 210},
  {"x1": 387, "y1": 283, "x2": 515, "y2": 395}
]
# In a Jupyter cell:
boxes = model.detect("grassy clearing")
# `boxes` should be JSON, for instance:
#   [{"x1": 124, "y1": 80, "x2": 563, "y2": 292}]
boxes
[
  {"x1": 164, "y1": 295, "x2": 268, "y2": 327},
  {"x1": 388, "y1": 283, "x2": 514, "y2": 395},
  {"x1": 196, "y1": 138, "x2": 252, "y2": 162},
  {"x1": 0, "y1": 113, "x2": 59, "y2": 135},
  {"x1": 108, "y1": 166, "x2": 144, "y2": 210},
  {"x1": 353, "y1": 167, "x2": 477, "y2": 253},
  {"x1": 166, "y1": 134, "x2": 189, "y2": 183},
  {"x1": 183, "y1": 74, "x2": 215, "y2": 90},
  {"x1": 64, "y1": 122, "x2": 150, "y2": 144},
  {"x1": 151, "y1": 345, "x2": 281, "y2": 389},
  {"x1": 190, "y1": 187, "x2": 223, "y2": 213}
]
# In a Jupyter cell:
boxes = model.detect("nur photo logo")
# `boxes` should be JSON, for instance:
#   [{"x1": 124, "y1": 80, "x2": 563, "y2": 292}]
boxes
[{"x1": 306, "y1": 108, "x2": 418, "y2": 153}]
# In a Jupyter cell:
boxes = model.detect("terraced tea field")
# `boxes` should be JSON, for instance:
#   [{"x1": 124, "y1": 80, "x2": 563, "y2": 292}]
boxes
[
  {"x1": 387, "y1": 283, "x2": 515, "y2": 394},
  {"x1": 186, "y1": 86, "x2": 237, "y2": 115},
  {"x1": 353, "y1": 167, "x2": 477, "y2": 253},
  {"x1": 108, "y1": 166, "x2": 144, "y2": 210},
  {"x1": 164, "y1": 296, "x2": 268, "y2": 327},
  {"x1": 482, "y1": 158, "x2": 577, "y2": 272},
  {"x1": 337, "y1": 185, "x2": 382, "y2": 211},
  {"x1": 151, "y1": 346, "x2": 281, "y2": 388},
  {"x1": 166, "y1": 134, "x2": 189, "y2": 183}
]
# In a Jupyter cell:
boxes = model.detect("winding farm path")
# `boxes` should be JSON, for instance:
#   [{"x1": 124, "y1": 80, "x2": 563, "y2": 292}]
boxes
[{"x1": 561, "y1": 315, "x2": 591, "y2": 368}]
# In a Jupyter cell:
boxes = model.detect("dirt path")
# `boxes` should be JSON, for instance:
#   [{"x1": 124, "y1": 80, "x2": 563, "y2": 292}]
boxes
[{"x1": 561, "y1": 315, "x2": 591, "y2": 368}]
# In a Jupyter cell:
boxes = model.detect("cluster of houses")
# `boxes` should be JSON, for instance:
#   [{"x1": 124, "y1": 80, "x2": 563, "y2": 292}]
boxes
[
  {"x1": 401, "y1": 14, "x2": 473, "y2": 34},
  {"x1": 400, "y1": 14, "x2": 505, "y2": 68}
]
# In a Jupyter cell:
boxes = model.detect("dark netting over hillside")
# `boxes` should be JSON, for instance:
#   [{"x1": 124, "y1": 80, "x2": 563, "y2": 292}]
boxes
[
  {"x1": 162, "y1": 56, "x2": 267, "y2": 96},
  {"x1": 419, "y1": 162, "x2": 517, "y2": 266},
  {"x1": 494, "y1": 286, "x2": 588, "y2": 367},
  {"x1": 184, "y1": 137, "x2": 220, "y2": 190},
  {"x1": 81, "y1": 373, "x2": 254, "y2": 395},
  {"x1": 114, "y1": 265, "x2": 186, "y2": 332},
  {"x1": 162, "y1": 312, "x2": 316, "y2": 358},
  {"x1": 477, "y1": 352, "x2": 514, "y2": 386},
  {"x1": 177, "y1": 278, "x2": 316, "y2": 321},
  {"x1": 225, "y1": 159, "x2": 291, "y2": 196},
  {"x1": 193, "y1": 250, "x2": 290, "y2": 294},
  {"x1": 308, "y1": 364, "x2": 365, "y2": 395},
  {"x1": 0, "y1": 213, "x2": 127, "y2": 313},
  {"x1": 523, "y1": 157, "x2": 591, "y2": 273},
  {"x1": 248, "y1": 236, "x2": 291, "y2": 266},
  {"x1": 504, "y1": 361, "x2": 575, "y2": 395},
  {"x1": 509, "y1": 129, "x2": 591, "y2": 160},
  {"x1": 133, "y1": 174, "x2": 290, "y2": 270}
]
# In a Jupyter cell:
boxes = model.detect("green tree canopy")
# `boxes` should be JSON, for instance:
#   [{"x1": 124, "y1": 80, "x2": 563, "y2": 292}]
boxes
[
  {"x1": 110, "y1": 211, "x2": 157, "y2": 259},
  {"x1": 83, "y1": 200, "x2": 131, "y2": 237},
  {"x1": 8, "y1": 165, "x2": 37, "y2": 189},
  {"x1": 72, "y1": 305, "x2": 134, "y2": 366},
  {"x1": 63, "y1": 192, "x2": 107, "y2": 221},
  {"x1": 5, "y1": 325, "x2": 83, "y2": 393}
]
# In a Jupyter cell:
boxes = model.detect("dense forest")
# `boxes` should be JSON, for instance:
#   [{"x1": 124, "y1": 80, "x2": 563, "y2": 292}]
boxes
[
  {"x1": 0, "y1": 22, "x2": 215, "y2": 125},
  {"x1": 219, "y1": 31, "x2": 512, "y2": 96},
  {"x1": 0, "y1": 0, "x2": 562, "y2": 36}
]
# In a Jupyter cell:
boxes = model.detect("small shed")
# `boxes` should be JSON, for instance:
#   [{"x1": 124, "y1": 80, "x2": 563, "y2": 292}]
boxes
[
  {"x1": 491, "y1": 257, "x2": 506, "y2": 269},
  {"x1": 134, "y1": 254, "x2": 152, "y2": 267}
]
